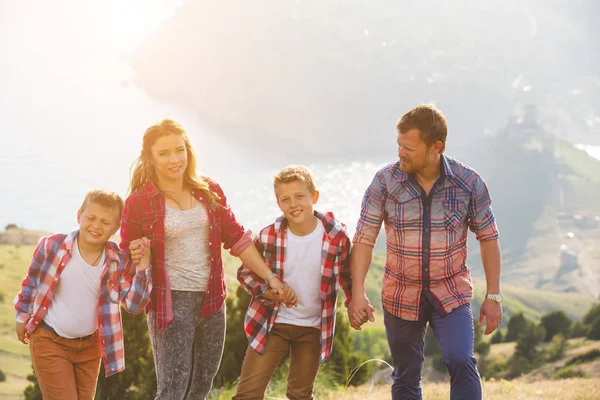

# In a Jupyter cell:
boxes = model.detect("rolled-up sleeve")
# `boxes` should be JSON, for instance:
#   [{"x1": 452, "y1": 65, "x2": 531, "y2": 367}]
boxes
[
  {"x1": 468, "y1": 175, "x2": 499, "y2": 241},
  {"x1": 353, "y1": 172, "x2": 386, "y2": 247}
]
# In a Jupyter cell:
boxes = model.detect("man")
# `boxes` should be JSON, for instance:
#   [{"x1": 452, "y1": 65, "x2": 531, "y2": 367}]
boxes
[{"x1": 349, "y1": 104, "x2": 502, "y2": 399}]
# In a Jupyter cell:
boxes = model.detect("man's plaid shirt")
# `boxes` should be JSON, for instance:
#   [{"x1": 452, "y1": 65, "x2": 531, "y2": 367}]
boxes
[
  {"x1": 353, "y1": 156, "x2": 499, "y2": 320},
  {"x1": 238, "y1": 211, "x2": 352, "y2": 363}
]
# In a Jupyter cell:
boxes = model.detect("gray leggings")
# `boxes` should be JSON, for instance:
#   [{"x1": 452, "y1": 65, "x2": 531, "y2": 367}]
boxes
[{"x1": 147, "y1": 291, "x2": 226, "y2": 400}]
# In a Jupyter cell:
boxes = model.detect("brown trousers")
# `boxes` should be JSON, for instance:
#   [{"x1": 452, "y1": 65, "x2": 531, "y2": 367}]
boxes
[
  {"x1": 233, "y1": 323, "x2": 321, "y2": 400},
  {"x1": 29, "y1": 326, "x2": 102, "y2": 400}
]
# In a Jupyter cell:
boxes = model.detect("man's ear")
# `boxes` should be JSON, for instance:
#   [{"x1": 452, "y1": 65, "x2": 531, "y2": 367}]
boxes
[{"x1": 432, "y1": 140, "x2": 444, "y2": 153}]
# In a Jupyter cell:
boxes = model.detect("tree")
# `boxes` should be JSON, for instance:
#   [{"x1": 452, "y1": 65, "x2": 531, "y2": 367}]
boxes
[
  {"x1": 546, "y1": 333, "x2": 567, "y2": 362},
  {"x1": 490, "y1": 329, "x2": 503, "y2": 344},
  {"x1": 473, "y1": 319, "x2": 491, "y2": 357},
  {"x1": 5, "y1": 223, "x2": 18, "y2": 230},
  {"x1": 540, "y1": 310, "x2": 572, "y2": 342},
  {"x1": 570, "y1": 320, "x2": 589, "y2": 338},
  {"x1": 23, "y1": 367, "x2": 42, "y2": 400},
  {"x1": 508, "y1": 323, "x2": 546, "y2": 377},
  {"x1": 214, "y1": 285, "x2": 253, "y2": 388},
  {"x1": 583, "y1": 303, "x2": 600, "y2": 326},
  {"x1": 95, "y1": 311, "x2": 156, "y2": 400},
  {"x1": 320, "y1": 299, "x2": 353, "y2": 385},
  {"x1": 587, "y1": 317, "x2": 600, "y2": 340},
  {"x1": 504, "y1": 312, "x2": 531, "y2": 342}
]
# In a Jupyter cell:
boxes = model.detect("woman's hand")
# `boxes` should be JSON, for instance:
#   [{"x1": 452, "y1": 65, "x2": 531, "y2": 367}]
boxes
[{"x1": 129, "y1": 237, "x2": 152, "y2": 270}]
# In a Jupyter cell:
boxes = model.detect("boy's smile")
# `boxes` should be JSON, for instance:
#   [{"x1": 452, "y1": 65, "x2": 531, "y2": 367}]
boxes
[
  {"x1": 275, "y1": 180, "x2": 319, "y2": 236},
  {"x1": 77, "y1": 202, "x2": 120, "y2": 250}
]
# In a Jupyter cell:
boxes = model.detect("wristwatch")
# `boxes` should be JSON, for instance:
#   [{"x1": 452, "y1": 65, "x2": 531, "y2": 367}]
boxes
[
  {"x1": 265, "y1": 272, "x2": 277, "y2": 283},
  {"x1": 485, "y1": 293, "x2": 504, "y2": 303}
]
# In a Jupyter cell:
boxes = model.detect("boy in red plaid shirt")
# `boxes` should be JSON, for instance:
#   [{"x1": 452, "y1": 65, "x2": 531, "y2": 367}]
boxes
[
  {"x1": 233, "y1": 165, "x2": 353, "y2": 400},
  {"x1": 14, "y1": 189, "x2": 152, "y2": 400}
]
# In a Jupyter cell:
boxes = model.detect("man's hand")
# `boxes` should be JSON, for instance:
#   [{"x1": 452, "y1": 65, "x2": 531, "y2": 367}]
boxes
[
  {"x1": 129, "y1": 237, "x2": 151, "y2": 270},
  {"x1": 16, "y1": 321, "x2": 29, "y2": 344},
  {"x1": 479, "y1": 299, "x2": 502, "y2": 335},
  {"x1": 348, "y1": 293, "x2": 375, "y2": 330}
]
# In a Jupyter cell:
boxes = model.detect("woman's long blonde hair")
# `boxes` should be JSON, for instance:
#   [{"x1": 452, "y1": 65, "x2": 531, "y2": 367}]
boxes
[{"x1": 128, "y1": 119, "x2": 220, "y2": 208}]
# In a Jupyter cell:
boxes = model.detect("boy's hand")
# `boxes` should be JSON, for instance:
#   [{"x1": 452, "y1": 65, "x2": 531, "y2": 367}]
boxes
[
  {"x1": 281, "y1": 284, "x2": 298, "y2": 307},
  {"x1": 129, "y1": 238, "x2": 151, "y2": 271},
  {"x1": 16, "y1": 322, "x2": 29, "y2": 344},
  {"x1": 262, "y1": 284, "x2": 298, "y2": 307},
  {"x1": 262, "y1": 288, "x2": 282, "y2": 302}
]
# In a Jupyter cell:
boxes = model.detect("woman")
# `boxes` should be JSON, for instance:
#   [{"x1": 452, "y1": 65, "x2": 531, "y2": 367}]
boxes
[{"x1": 120, "y1": 119, "x2": 292, "y2": 399}]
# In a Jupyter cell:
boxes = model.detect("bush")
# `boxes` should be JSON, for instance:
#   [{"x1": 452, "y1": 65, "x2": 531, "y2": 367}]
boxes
[
  {"x1": 565, "y1": 349, "x2": 600, "y2": 367},
  {"x1": 570, "y1": 320, "x2": 589, "y2": 338},
  {"x1": 553, "y1": 365, "x2": 587, "y2": 380},
  {"x1": 0, "y1": 369, "x2": 6, "y2": 382},
  {"x1": 546, "y1": 334, "x2": 567, "y2": 362},
  {"x1": 0, "y1": 289, "x2": 6, "y2": 303}
]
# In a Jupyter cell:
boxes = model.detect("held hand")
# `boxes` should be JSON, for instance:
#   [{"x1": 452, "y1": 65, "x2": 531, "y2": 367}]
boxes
[
  {"x1": 262, "y1": 288, "x2": 282, "y2": 302},
  {"x1": 348, "y1": 292, "x2": 375, "y2": 330},
  {"x1": 267, "y1": 276, "x2": 285, "y2": 295},
  {"x1": 129, "y1": 238, "x2": 151, "y2": 270},
  {"x1": 281, "y1": 284, "x2": 298, "y2": 307},
  {"x1": 262, "y1": 285, "x2": 298, "y2": 307},
  {"x1": 16, "y1": 321, "x2": 29, "y2": 344},
  {"x1": 479, "y1": 299, "x2": 503, "y2": 335}
]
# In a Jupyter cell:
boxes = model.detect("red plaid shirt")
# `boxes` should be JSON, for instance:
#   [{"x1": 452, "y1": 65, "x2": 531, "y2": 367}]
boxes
[
  {"x1": 238, "y1": 211, "x2": 352, "y2": 363},
  {"x1": 120, "y1": 180, "x2": 252, "y2": 330},
  {"x1": 353, "y1": 156, "x2": 499, "y2": 321},
  {"x1": 14, "y1": 231, "x2": 152, "y2": 376}
]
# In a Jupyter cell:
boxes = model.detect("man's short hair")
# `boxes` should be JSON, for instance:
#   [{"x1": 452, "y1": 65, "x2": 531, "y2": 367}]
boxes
[
  {"x1": 273, "y1": 165, "x2": 316, "y2": 194},
  {"x1": 78, "y1": 189, "x2": 124, "y2": 222},
  {"x1": 397, "y1": 104, "x2": 448, "y2": 153}
]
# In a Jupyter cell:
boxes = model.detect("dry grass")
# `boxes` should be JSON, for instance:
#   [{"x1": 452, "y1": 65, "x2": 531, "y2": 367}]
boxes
[{"x1": 335, "y1": 378, "x2": 600, "y2": 400}]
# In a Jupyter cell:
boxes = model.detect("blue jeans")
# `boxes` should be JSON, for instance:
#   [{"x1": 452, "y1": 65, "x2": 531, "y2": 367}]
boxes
[{"x1": 383, "y1": 302, "x2": 482, "y2": 400}]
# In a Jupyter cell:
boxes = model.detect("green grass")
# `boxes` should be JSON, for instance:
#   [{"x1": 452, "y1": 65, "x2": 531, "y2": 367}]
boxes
[{"x1": 0, "y1": 244, "x2": 36, "y2": 399}]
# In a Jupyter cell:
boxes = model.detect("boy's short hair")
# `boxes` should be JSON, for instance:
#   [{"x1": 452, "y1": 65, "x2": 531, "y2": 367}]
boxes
[
  {"x1": 78, "y1": 189, "x2": 124, "y2": 222},
  {"x1": 273, "y1": 165, "x2": 316, "y2": 194}
]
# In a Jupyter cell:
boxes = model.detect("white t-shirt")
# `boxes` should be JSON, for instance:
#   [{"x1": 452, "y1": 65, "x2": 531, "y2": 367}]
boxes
[
  {"x1": 275, "y1": 220, "x2": 324, "y2": 328},
  {"x1": 44, "y1": 238, "x2": 104, "y2": 338}
]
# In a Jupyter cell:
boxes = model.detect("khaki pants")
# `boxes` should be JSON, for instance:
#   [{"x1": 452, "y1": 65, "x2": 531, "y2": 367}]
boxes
[
  {"x1": 29, "y1": 326, "x2": 102, "y2": 400},
  {"x1": 233, "y1": 323, "x2": 321, "y2": 400}
]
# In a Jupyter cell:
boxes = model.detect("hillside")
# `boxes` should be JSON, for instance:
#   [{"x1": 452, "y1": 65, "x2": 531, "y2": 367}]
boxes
[{"x1": 1, "y1": 242, "x2": 599, "y2": 399}]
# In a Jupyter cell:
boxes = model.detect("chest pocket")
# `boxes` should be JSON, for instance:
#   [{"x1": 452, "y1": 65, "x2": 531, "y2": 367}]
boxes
[{"x1": 443, "y1": 199, "x2": 468, "y2": 231}]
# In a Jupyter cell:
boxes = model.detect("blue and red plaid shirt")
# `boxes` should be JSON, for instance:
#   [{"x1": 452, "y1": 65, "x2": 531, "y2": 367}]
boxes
[
  {"x1": 120, "y1": 179, "x2": 252, "y2": 330},
  {"x1": 353, "y1": 155, "x2": 499, "y2": 321},
  {"x1": 238, "y1": 211, "x2": 352, "y2": 363},
  {"x1": 14, "y1": 231, "x2": 152, "y2": 376}
]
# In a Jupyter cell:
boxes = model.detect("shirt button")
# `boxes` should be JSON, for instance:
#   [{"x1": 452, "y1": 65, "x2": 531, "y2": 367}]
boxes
[
  {"x1": 35, "y1": 321, "x2": 39, "y2": 324},
  {"x1": 424, "y1": 268, "x2": 428, "y2": 272},
  {"x1": 209, "y1": 242, "x2": 212, "y2": 246},
  {"x1": 43, "y1": 307, "x2": 47, "y2": 310},
  {"x1": 424, "y1": 249, "x2": 429, "y2": 253},
  {"x1": 60, "y1": 263, "x2": 65, "y2": 266},
  {"x1": 425, "y1": 228, "x2": 430, "y2": 232}
]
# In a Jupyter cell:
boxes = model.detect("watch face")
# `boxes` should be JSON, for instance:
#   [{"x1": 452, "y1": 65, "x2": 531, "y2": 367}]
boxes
[{"x1": 487, "y1": 293, "x2": 503, "y2": 303}]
